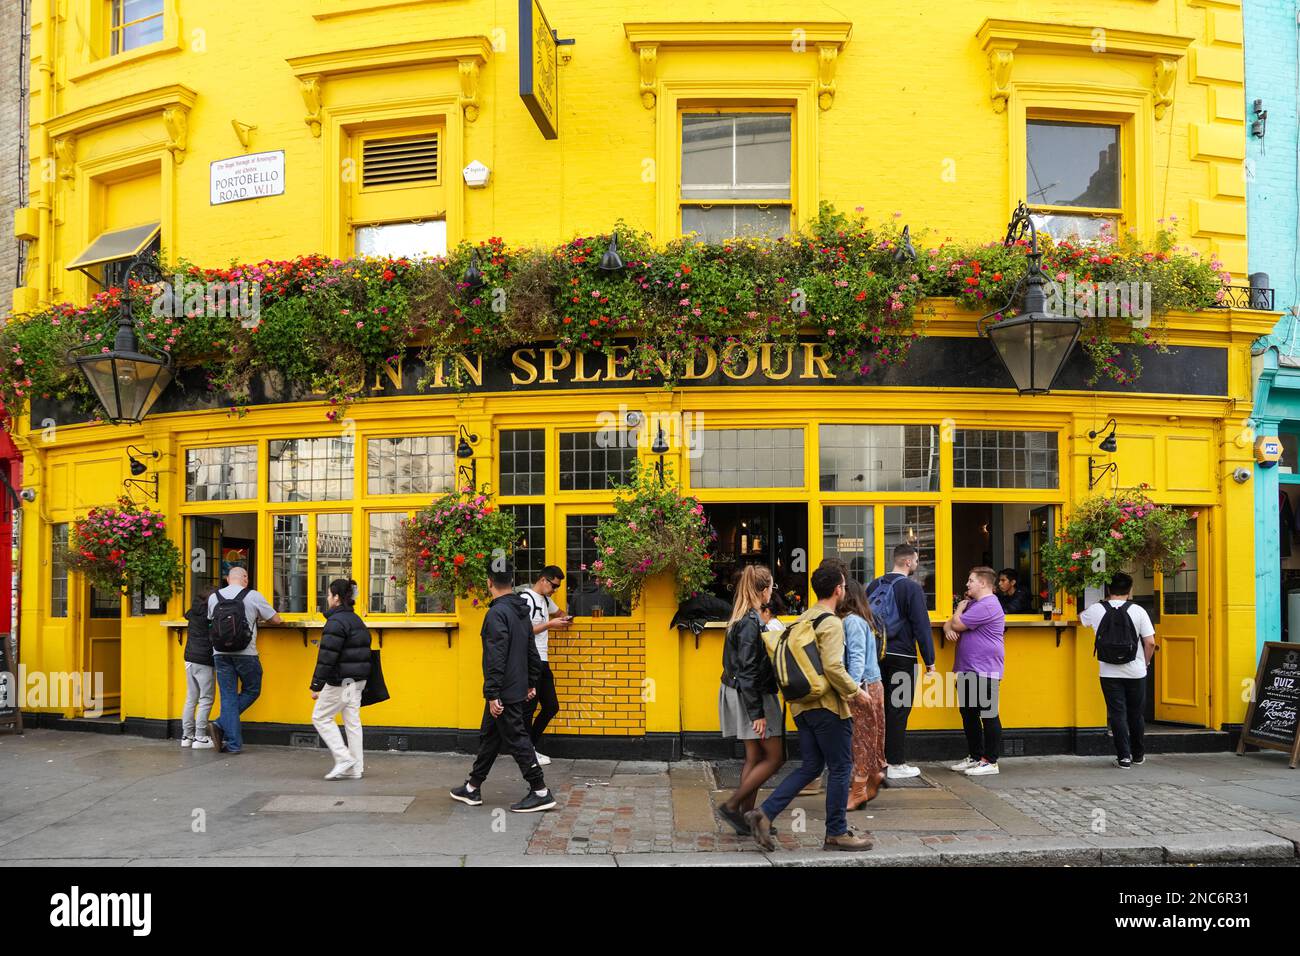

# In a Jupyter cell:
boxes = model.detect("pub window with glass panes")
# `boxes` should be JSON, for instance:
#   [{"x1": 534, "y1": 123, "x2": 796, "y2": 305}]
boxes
[
  {"x1": 952, "y1": 430, "x2": 1059, "y2": 489},
  {"x1": 691, "y1": 428, "x2": 804, "y2": 489},
  {"x1": 367, "y1": 436, "x2": 453, "y2": 496},
  {"x1": 499, "y1": 429, "x2": 546, "y2": 496},
  {"x1": 680, "y1": 112, "x2": 792, "y2": 242},
  {"x1": 566, "y1": 513, "x2": 629, "y2": 616},
  {"x1": 559, "y1": 432, "x2": 636, "y2": 491},
  {"x1": 50, "y1": 523, "x2": 69, "y2": 617},
  {"x1": 186, "y1": 445, "x2": 257, "y2": 501},
  {"x1": 885, "y1": 505, "x2": 937, "y2": 610},
  {"x1": 819, "y1": 425, "x2": 938, "y2": 492},
  {"x1": 1026, "y1": 119, "x2": 1122, "y2": 241},
  {"x1": 504, "y1": 504, "x2": 546, "y2": 587},
  {"x1": 269, "y1": 437, "x2": 354, "y2": 502}
]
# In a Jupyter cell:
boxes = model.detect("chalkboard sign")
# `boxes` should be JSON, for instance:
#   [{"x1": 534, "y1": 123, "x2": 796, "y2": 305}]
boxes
[
  {"x1": 0, "y1": 632, "x2": 20, "y2": 734},
  {"x1": 1237, "y1": 641, "x2": 1300, "y2": 767}
]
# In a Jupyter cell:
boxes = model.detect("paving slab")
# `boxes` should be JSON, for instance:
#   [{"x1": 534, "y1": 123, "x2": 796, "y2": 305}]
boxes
[
  {"x1": 937, "y1": 836, "x2": 1100, "y2": 867},
  {"x1": 259, "y1": 795, "x2": 415, "y2": 813}
]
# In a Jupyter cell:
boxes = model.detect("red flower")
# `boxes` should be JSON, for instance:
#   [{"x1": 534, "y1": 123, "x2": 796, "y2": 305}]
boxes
[
  {"x1": 453, "y1": 554, "x2": 466, "y2": 567},
  {"x1": 382, "y1": 269, "x2": 396, "y2": 281}
]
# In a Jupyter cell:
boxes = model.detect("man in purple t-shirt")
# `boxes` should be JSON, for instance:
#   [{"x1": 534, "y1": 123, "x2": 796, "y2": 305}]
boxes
[{"x1": 943, "y1": 566, "x2": 1006, "y2": 777}]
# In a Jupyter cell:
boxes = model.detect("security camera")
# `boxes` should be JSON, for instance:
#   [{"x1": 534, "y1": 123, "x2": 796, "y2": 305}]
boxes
[
  {"x1": 1233, "y1": 467, "x2": 1251, "y2": 484},
  {"x1": 19, "y1": 488, "x2": 36, "y2": 502}
]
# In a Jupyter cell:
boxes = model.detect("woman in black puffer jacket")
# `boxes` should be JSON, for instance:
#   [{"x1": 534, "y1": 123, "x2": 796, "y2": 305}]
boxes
[{"x1": 310, "y1": 579, "x2": 373, "y2": 780}]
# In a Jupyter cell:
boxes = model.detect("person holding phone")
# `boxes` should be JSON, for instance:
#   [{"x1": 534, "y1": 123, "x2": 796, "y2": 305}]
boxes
[
  {"x1": 519, "y1": 565, "x2": 572, "y2": 765},
  {"x1": 716, "y1": 564, "x2": 785, "y2": 836}
]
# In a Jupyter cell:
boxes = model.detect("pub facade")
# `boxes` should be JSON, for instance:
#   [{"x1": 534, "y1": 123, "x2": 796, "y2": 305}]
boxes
[{"x1": 6, "y1": 0, "x2": 1274, "y2": 757}]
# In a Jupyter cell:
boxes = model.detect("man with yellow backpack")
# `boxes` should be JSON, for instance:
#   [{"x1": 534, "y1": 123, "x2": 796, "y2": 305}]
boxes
[{"x1": 746, "y1": 560, "x2": 874, "y2": 852}]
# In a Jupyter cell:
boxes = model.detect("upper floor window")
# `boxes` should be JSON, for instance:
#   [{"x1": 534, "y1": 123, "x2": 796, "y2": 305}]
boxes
[
  {"x1": 680, "y1": 112, "x2": 792, "y2": 242},
  {"x1": 350, "y1": 131, "x2": 447, "y2": 259},
  {"x1": 110, "y1": 0, "x2": 165, "y2": 55},
  {"x1": 1026, "y1": 119, "x2": 1121, "y2": 241},
  {"x1": 559, "y1": 432, "x2": 636, "y2": 491}
]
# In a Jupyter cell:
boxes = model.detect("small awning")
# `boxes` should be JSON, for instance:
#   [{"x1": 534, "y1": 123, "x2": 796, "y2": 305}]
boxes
[{"x1": 67, "y1": 222, "x2": 161, "y2": 271}]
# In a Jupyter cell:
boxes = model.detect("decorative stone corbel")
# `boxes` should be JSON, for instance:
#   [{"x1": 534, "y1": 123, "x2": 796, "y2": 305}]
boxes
[
  {"x1": 163, "y1": 106, "x2": 189, "y2": 164},
  {"x1": 232, "y1": 120, "x2": 257, "y2": 149},
  {"x1": 817, "y1": 44, "x2": 838, "y2": 110},
  {"x1": 459, "y1": 57, "x2": 480, "y2": 123},
  {"x1": 301, "y1": 76, "x2": 323, "y2": 137},
  {"x1": 990, "y1": 48, "x2": 1014, "y2": 113},
  {"x1": 53, "y1": 138, "x2": 76, "y2": 187},
  {"x1": 638, "y1": 45, "x2": 657, "y2": 109},
  {"x1": 1153, "y1": 57, "x2": 1176, "y2": 120}
]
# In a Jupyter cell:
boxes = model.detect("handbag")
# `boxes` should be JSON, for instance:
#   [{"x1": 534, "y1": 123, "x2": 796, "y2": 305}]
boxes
[{"x1": 360, "y1": 649, "x2": 391, "y2": 707}]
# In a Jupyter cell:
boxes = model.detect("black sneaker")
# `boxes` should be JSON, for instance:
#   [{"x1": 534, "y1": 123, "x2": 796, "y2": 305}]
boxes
[
  {"x1": 209, "y1": 721, "x2": 225, "y2": 753},
  {"x1": 1132, "y1": 756, "x2": 1146, "y2": 765},
  {"x1": 510, "y1": 789, "x2": 557, "y2": 813},
  {"x1": 450, "y1": 783, "x2": 483, "y2": 806},
  {"x1": 1116, "y1": 758, "x2": 1132, "y2": 769}
]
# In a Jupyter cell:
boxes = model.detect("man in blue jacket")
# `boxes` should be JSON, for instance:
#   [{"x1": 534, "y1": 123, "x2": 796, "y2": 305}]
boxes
[
  {"x1": 450, "y1": 564, "x2": 556, "y2": 813},
  {"x1": 867, "y1": 544, "x2": 937, "y2": 779}
]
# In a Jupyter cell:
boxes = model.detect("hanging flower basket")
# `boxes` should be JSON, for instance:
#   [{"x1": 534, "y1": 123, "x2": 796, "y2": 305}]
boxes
[
  {"x1": 395, "y1": 487, "x2": 518, "y2": 601},
  {"x1": 591, "y1": 461, "x2": 716, "y2": 606},
  {"x1": 66, "y1": 496, "x2": 185, "y2": 598},
  {"x1": 1041, "y1": 486, "x2": 1193, "y2": 595}
]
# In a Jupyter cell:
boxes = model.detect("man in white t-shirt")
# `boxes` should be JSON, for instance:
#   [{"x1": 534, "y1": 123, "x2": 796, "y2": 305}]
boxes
[
  {"x1": 1079, "y1": 571, "x2": 1156, "y2": 769},
  {"x1": 518, "y1": 566, "x2": 572, "y2": 766}
]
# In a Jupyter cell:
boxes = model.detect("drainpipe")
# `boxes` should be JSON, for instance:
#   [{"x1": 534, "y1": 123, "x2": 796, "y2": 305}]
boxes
[{"x1": 34, "y1": 0, "x2": 56, "y2": 305}]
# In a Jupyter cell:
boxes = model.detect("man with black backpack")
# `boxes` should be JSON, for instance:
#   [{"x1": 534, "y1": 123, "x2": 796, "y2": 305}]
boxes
[
  {"x1": 207, "y1": 564, "x2": 282, "y2": 754},
  {"x1": 867, "y1": 544, "x2": 937, "y2": 780},
  {"x1": 1079, "y1": 571, "x2": 1156, "y2": 769}
]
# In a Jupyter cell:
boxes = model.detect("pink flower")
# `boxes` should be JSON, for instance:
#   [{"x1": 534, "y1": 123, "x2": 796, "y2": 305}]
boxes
[{"x1": 1110, "y1": 529, "x2": 1123, "y2": 540}]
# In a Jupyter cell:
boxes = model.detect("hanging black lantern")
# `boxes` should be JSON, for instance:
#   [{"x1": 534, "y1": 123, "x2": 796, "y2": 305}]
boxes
[
  {"x1": 67, "y1": 252, "x2": 173, "y2": 424},
  {"x1": 977, "y1": 203, "x2": 1080, "y2": 395},
  {"x1": 892, "y1": 224, "x2": 917, "y2": 263},
  {"x1": 462, "y1": 248, "x2": 485, "y2": 289},
  {"x1": 598, "y1": 231, "x2": 625, "y2": 272}
]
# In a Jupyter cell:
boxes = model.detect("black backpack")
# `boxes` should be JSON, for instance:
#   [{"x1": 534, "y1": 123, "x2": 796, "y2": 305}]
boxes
[
  {"x1": 1093, "y1": 601, "x2": 1140, "y2": 665},
  {"x1": 211, "y1": 587, "x2": 254, "y2": 653}
]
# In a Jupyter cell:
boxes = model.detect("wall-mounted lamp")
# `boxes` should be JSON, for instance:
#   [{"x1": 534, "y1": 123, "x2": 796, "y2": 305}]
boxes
[
  {"x1": 123, "y1": 445, "x2": 161, "y2": 502},
  {"x1": 1089, "y1": 418, "x2": 1118, "y2": 454},
  {"x1": 598, "y1": 231, "x2": 625, "y2": 273},
  {"x1": 651, "y1": 425, "x2": 669, "y2": 486},
  {"x1": 1252, "y1": 99, "x2": 1268, "y2": 139},
  {"x1": 462, "y1": 248, "x2": 484, "y2": 290},
  {"x1": 1088, "y1": 456, "x2": 1117, "y2": 490},
  {"x1": 893, "y1": 224, "x2": 917, "y2": 263},
  {"x1": 456, "y1": 424, "x2": 479, "y2": 490}
]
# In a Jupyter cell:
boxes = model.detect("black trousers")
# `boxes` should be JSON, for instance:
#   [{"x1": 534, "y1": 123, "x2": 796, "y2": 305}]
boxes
[
  {"x1": 1100, "y1": 676, "x2": 1146, "y2": 761},
  {"x1": 526, "y1": 661, "x2": 560, "y2": 745},
  {"x1": 882, "y1": 656, "x2": 919, "y2": 765},
  {"x1": 956, "y1": 673, "x2": 1002, "y2": 763},
  {"x1": 470, "y1": 700, "x2": 545, "y2": 791}
]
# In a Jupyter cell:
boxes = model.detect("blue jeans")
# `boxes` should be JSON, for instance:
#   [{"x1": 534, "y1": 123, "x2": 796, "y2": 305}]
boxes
[
  {"x1": 761, "y1": 708, "x2": 854, "y2": 837},
  {"x1": 213, "y1": 654, "x2": 263, "y2": 752}
]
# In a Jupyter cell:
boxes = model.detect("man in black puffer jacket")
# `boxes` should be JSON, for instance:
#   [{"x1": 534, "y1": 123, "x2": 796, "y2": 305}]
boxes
[
  {"x1": 310, "y1": 578, "x2": 373, "y2": 780},
  {"x1": 450, "y1": 564, "x2": 556, "y2": 813}
]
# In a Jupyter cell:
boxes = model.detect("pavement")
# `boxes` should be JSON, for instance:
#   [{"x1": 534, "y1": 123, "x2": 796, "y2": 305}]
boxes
[{"x1": 3, "y1": 729, "x2": 1300, "y2": 866}]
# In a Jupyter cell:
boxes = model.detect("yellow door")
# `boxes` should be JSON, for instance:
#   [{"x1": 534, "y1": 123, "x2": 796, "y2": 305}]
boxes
[
  {"x1": 1154, "y1": 510, "x2": 1208, "y2": 726},
  {"x1": 83, "y1": 585, "x2": 122, "y2": 716}
]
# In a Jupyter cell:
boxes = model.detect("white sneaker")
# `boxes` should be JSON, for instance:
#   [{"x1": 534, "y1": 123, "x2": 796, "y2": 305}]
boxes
[
  {"x1": 535, "y1": 751, "x2": 552, "y2": 766},
  {"x1": 191, "y1": 737, "x2": 214, "y2": 750},
  {"x1": 887, "y1": 763, "x2": 922, "y2": 779},
  {"x1": 965, "y1": 761, "x2": 1000, "y2": 776},
  {"x1": 180, "y1": 736, "x2": 193, "y2": 748},
  {"x1": 949, "y1": 756, "x2": 980, "y2": 772},
  {"x1": 341, "y1": 769, "x2": 363, "y2": 779},
  {"x1": 325, "y1": 758, "x2": 358, "y2": 780}
]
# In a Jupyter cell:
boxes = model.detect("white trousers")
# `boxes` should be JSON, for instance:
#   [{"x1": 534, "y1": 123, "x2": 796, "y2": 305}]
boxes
[{"x1": 312, "y1": 680, "x2": 366, "y2": 771}]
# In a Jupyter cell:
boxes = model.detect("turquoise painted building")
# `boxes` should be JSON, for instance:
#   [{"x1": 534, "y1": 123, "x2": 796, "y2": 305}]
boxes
[{"x1": 1248, "y1": 0, "x2": 1300, "y2": 649}]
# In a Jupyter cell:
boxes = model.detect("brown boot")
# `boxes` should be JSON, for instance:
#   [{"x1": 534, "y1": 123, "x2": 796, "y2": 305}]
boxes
[
  {"x1": 744, "y1": 809, "x2": 776, "y2": 851},
  {"x1": 823, "y1": 828, "x2": 874, "y2": 851},
  {"x1": 847, "y1": 778, "x2": 870, "y2": 811},
  {"x1": 864, "y1": 771, "x2": 885, "y2": 803}
]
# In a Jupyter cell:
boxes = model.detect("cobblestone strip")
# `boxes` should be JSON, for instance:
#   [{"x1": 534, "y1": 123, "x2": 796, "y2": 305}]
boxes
[{"x1": 996, "y1": 783, "x2": 1285, "y2": 838}]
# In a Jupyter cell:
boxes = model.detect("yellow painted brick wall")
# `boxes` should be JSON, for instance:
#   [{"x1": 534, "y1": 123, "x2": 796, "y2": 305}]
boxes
[{"x1": 547, "y1": 620, "x2": 646, "y2": 736}]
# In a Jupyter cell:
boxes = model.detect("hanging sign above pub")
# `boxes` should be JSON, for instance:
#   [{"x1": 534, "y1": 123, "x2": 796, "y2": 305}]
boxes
[
  {"x1": 519, "y1": 0, "x2": 559, "y2": 139},
  {"x1": 210, "y1": 150, "x2": 286, "y2": 206}
]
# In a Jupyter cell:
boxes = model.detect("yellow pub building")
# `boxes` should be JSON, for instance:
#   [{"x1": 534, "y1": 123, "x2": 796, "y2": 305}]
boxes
[{"x1": 7, "y1": 0, "x2": 1277, "y2": 758}]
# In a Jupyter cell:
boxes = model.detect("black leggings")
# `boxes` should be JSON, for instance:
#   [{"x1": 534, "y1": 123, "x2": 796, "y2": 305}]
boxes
[
  {"x1": 957, "y1": 673, "x2": 1002, "y2": 763},
  {"x1": 526, "y1": 661, "x2": 560, "y2": 745}
]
